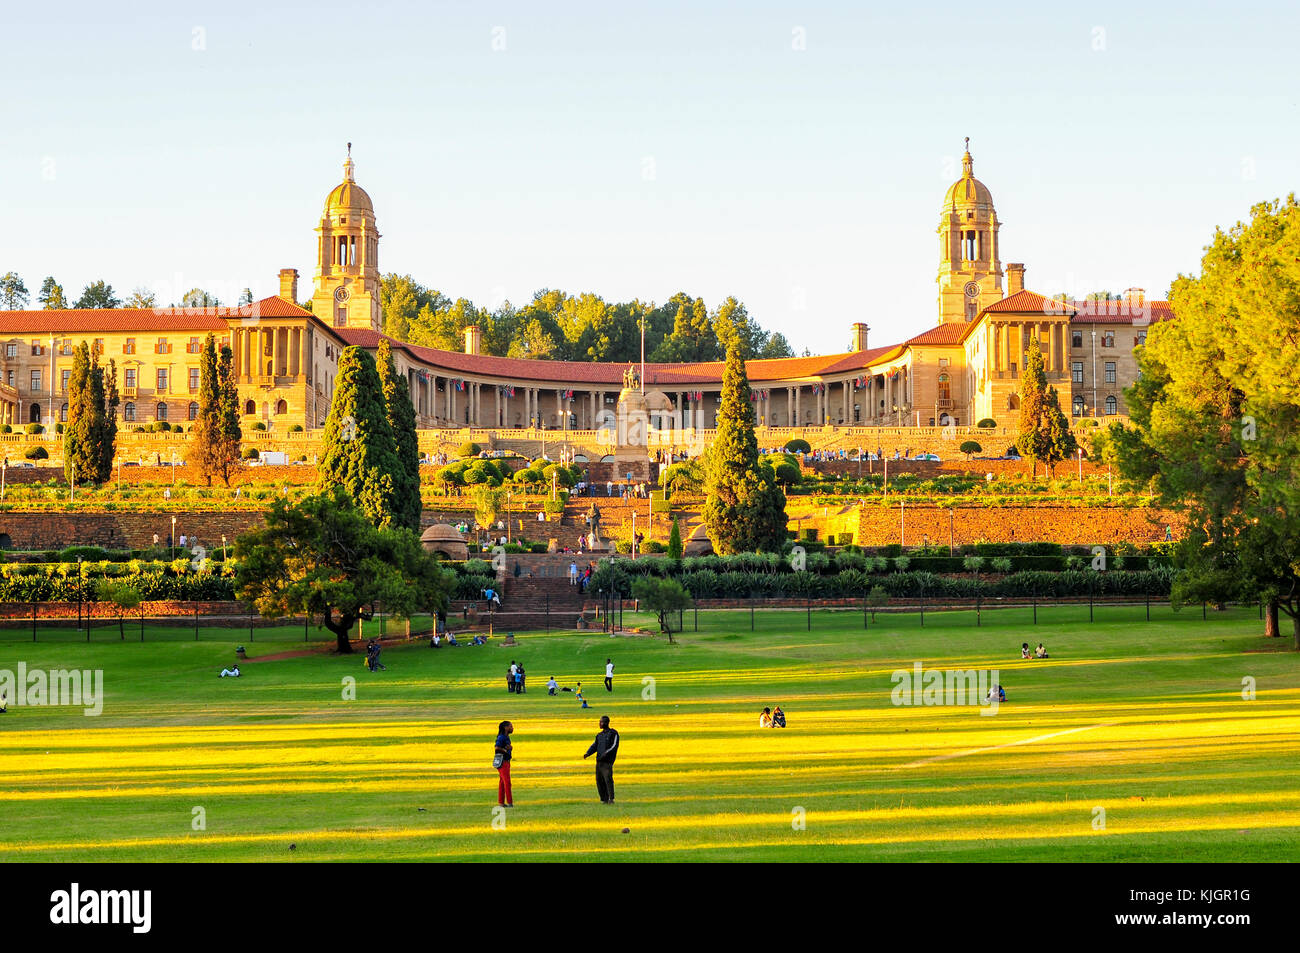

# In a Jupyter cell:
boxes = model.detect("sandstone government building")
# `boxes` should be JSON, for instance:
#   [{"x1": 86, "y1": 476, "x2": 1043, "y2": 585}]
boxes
[{"x1": 0, "y1": 145, "x2": 1169, "y2": 445}]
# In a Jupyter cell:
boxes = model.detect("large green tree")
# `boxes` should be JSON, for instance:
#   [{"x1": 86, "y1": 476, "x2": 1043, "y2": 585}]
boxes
[
  {"x1": 37, "y1": 277, "x2": 66, "y2": 310},
  {"x1": 0, "y1": 272, "x2": 29, "y2": 310},
  {"x1": 234, "y1": 488, "x2": 455, "y2": 653},
  {"x1": 74, "y1": 280, "x2": 121, "y2": 309},
  {"x1": 1015, "y1": 336, "x2": 1077, "y2": 476},
  {"x1": 376, "y1": 338, "x2": 422, "y2": 531},
  {"x1": 703, "y1": 341, "x2": 788, "y2": 553},
  {"x1": 1114, "y1": 195, "x2": 1300, "y2": 647},
  {"x1": 191, "y1": 334, "x2": 243, "y2": 486},
  {"x1": 317, "y1": 346, "x2": 402, "y2": 527},
  {"x1": 63, "y1": 341, "x2": 118, "y2": 485}
]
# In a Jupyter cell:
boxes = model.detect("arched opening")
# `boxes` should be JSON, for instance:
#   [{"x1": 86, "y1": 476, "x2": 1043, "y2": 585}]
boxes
[
  {"x1": 123, "y1": 402, "x2": 135, "y2": 422},
  {"x1": 275, "y1": 399, "x2": 288, "y2": 415},
  {"x1": 156, "y1": 402, "x2": 169, "y2": 422},
  {"x1": 60, "y1": 403, "x2": 68, "y2": 422},
  {"x1": 1105, "y1": 395, "x2": 1118, "y2": 415},
  {"x1": 29, "y1": 404, "x2": 41, "y2": 423},
  {"x1": 1007, "y1": 394, "x2": 1020, "y2": 411},
  {"x1": 188, "y1": 402, "x2": 199, "y2": 420},
  {"x1": 1072, "y1": 396, "x2": 1085, "y2": 417},
  {"x1": 244, "y1": 399, "x2": 256, "y2": 415}
]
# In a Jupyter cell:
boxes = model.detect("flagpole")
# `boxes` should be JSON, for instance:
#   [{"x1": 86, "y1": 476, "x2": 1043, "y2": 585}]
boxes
[{"x1": 640, "y1": 313, "x2": 645, "y2": 396}]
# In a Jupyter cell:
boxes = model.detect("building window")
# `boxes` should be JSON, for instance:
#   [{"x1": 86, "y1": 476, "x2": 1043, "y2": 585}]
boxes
[
  {"x1": 244, "y1": 399, "x2": 256, "y2": 415},
  {"x1": 4, "y1": 343, "x2": 15, "y2": 358},
  {"x1": 1071, "y1": 330, "x2": 1083, "y2": 348},
  {"x1": 93, "y1": 338, "x2": 104, "y2": 355},
  {"x1": 30, "y1": 370, "x2": 41, "y2": 391},
  {"x1": 123, "y1": 338, "x2": 136, "y2": 355},
  {"x1": 156, "y1": 368, "x2": 168, "y2": 393},
  {"x1": 189, "y1": 368, "x2": 200, "y2": 392},
  {"x1": 156, "y1": 338, "x2": 170, "y2": 355},
  {"x1": 1105, "y1": 395, "x2": 1118, "y2": 415},
  {"x1": 188, "y1": 401, "x2": 199, "y2": 420},
  {"x1": 123, "y1": 402, "x2": 135, "y2": 422},
  {"x1": 1071, "y1": 361, "x2": 1084, "y2": 385},
  {"x1": 61, "y1": 339, "x2": 72, "y2": 356},
  {"x1": 5, "y1": 370, "x2": 11, "y2": 388},
  {"x1": 125, "y1": 368, "x2": 137, "y2": 389},
  {"x1": 156, "y1": 402, "x2": 169, "y2": 421},
  {"x1": 30, "y1": 340, "x2": 43, "y2": 357},
  {"x1": 1102, "y1": 330, "x2": 1114, "y2": 348},
  {"x1": 1136, "y1": 330, "x2": 1147, "y2": 345},
  {"x1": 275, "y1": 399, "x2": 288, "y2": 415},
  {"x1": 1105, "y1": 361, "x2": 1116, "y2": 384},
  {"x1": 1073, "y1": 396, "x2": 1085, "y2": 417},
  {"x1": 29, "y1": 404, "x2": 41, "y2": 423},
  {"x1": 188, "y1": 337, "x2": 201, "y2": 354},
  {"x1": 60, "y1": 402, "x2": 68, "y2": 422},
  {"x1": 61, "y1": 369, "x2": 71, "y2": 392}
]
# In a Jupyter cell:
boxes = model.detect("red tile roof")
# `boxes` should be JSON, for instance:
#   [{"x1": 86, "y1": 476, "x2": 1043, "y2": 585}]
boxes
[
  {"x1": 336, "y1": 329, "x2": 903, "y2": 384},
  {"x1": 982, "y1": 290, "x2": 1078, "y2": 316},
  {"x1": 980, "y1": 289, "x2": 1175, "y2": 325},
  {"x1": 903, "y1": 323, "x2": 975, "y2": 346},
  {"x1": 0, "y1": 296, "x2": 311, "y2": 334}
]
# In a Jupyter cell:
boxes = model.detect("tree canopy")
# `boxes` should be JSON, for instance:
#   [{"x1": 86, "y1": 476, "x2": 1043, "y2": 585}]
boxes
[
  {"x1": 190, "y1": 334, "x2": 242, "y2": 487},
  {"x1": 1112, "y1": 195, "x2": 1300, "y2": 647},
  {"x1": 317, "y1": 346, "x2": 402, "y2": 528},
  {"x1": 234, "y1": 488, "x2": 455, "y2": 653},
  {"x1": 63, "y1": 341, "x2": 118, "y2": 485}
]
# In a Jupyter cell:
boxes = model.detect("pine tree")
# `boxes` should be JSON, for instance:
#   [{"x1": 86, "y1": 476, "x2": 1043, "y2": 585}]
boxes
[
  {"x1": 376, "y1": 338, "x2": 422, "y2": 531},
  {"x1": 1015, "y1": 337, "x2": 1077, "y2": 476},
  {"x1": 317, "y1": 346, "x2": 401, "y2": 528},
  {"x1": 667, "y1": 518, "x2": 683, "y2": 560},
  {"x1": 63, "y1": 342, "x2": 115, "y2": 485},
  {"x1": 703, "y1": 341, "x2": 788, "y2": 553},
  {"x1": 192, "y1": 334, "x2": 242, "y2": 486}
]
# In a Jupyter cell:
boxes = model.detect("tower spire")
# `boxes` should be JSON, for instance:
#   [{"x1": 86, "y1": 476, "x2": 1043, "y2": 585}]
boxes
[
  {"x1": 962, "y1": 137, "x2": 973, "y2": 177},
  {"x1": 343, "y1": 142, "x2": 355, "y2": 182}
]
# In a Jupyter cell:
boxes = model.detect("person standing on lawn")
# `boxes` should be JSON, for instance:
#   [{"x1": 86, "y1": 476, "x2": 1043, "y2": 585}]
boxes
[
  {"x1": 604, "y1": 658, "x2": 614, "y2": 692},
  {"x1": 583, "y1": 715, "x2": 620, "y2": 804},
  {"x1": 494, "y1": 720, "x2": 514, "y2": 807}
]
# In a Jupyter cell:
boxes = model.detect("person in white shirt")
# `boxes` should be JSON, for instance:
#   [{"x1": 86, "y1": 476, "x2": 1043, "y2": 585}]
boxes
[
  {"x1": 569, "y1": 562, "x2": 578, "y2": 585},
  {"x1": 219, "y1": 666, "x2": 241, "y2": 678},
  {"x1": 604, "y1": 658, "x2": 615, "y2": 692}
]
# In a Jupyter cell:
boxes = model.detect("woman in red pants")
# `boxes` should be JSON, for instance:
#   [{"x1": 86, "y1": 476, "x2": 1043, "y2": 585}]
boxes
[{"x1": 494, "y1": 720, "x2": 514, "y2": 807}]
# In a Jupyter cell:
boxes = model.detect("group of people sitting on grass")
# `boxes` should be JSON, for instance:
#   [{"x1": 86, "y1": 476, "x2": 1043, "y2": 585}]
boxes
[
  {"x1": 1020, "y1": 642, "x2": 1049, "y2": 660},
  {"x1": 758, "y1": 706, "x2": 787, "y2": 728}
]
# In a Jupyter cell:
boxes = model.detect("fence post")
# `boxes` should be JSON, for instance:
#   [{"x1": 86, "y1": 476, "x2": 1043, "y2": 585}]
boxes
[
  {"x1": 751, "y1": 595, "x2": 755, "y2": 631},
  {"x1": 863, "y1": 594, "x2": 868, "y2": 630},
  {"x1": 249, "y1": 606, "x2": 254, "y2": 642},
  {"x1": 806, "y1": 596, "x2": 811, "y2": 631},
  {"x1": 305, "y1": 613, "x2": 310, "y2": 642},
  {"x1": 32, "y1": 599, "x2": 37, "y2": 642},
  {"x1": 140, "y1": 603, "x2": 145, "y2": 642},
  {"x1": 976, "y1": 594, "x2": 981, "y2": 627},
  {"x1": 1033, "y1": 588, "x2": 1037, "y2": 625},
  {"x1": 920, "y1": 585, "x2": 925, "y2": 627},
  {"x1": 1202, "y1": 601, "x2": 1207, "y2": 621},
  {"x1": 1146, "y1": 592, "x2": 1150, "y2": 622},
  {"x1": 694, "y1": 605, "x2": 698, "y2": 631},
  {"x1": 1088, "y1": 580, "x2": 1093, "y2": 623},
  {"x1": 194, "y1": 600, "x2": 199, "y2": 641},
  {"x1": 546, "y1": 593, "x2": 550, "y2": 632}
]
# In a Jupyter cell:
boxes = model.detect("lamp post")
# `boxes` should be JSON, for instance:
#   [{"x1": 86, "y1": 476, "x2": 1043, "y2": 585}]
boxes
[
  {"x1": 171, "y1": 516, "x2": 177, "y2": 560},
  {"x1": 222, "y1": 534, "x2": 227, "y2": 562},
  {"x1": 77, "y1": 555, "x2": 83, "y2": 631},
  {"x1": 1077, "y1": 447, "x2": 1083, "y2": 484},
  {"x1": 1, "y1": 456, "x2": 6, "y2": 501},
  {"x1": 949, "y1": 507, "x2": 955, "y2": 556},
  {"x1": 171, "y1": 450, "x2": 177, "y2": 486},
  {"x1": 631, "y1": 510, "x2": 637, "y2": 560}
]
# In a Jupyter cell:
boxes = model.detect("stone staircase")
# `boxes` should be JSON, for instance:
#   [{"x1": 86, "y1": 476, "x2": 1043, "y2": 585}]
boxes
[{"x1": 490, "y1": 555, "x2": 592, "y2": 630}]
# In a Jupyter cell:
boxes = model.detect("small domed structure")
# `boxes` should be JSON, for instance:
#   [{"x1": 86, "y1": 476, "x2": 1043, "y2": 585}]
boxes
[
  {"x1": 942, "y1": 143, "x2": 994, "y2": 209},
  {"x1": 421, "y1": 523, "x2": 468, "y2": 560}
]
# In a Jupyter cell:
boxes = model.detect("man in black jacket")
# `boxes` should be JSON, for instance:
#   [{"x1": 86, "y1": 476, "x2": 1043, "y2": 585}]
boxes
[{"x1": 583, "y1": 715, "x2": 620, "y2": 804}]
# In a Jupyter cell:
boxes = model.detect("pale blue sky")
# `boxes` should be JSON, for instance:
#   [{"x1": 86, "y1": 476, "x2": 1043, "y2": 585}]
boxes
[{"x1": 2, "y1": 0, "x2": 1296, "y2": 352}]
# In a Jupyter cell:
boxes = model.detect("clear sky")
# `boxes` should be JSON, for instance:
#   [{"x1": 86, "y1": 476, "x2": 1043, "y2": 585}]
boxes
[{"x1": 2, "y1": 0, "x2": 1297, "y2": 352}]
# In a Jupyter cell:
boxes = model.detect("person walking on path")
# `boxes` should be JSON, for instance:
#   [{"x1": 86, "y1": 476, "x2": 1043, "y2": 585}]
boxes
[
  {"x1": 494, "y1": 720, "x2": 514, "y2": 807},
  {"x1": 583, "y1": 715, "x2": 620, "y2": 804},
  {"x1": 569, "y1": 561, "x2": 579, "y2": 586},
  {"x1": 604, "y1": 658, "x2": 615, "y2": 692}
]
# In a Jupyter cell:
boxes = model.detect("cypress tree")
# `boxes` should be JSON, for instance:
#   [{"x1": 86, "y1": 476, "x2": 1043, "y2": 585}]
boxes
[
  {"x1": 703, "y1": 341, "x2": 788, "y2": 553},
  {"x1": 1015, "y1": 337, "x2": 1076, "y2": 476},
  {"x1": 318, "y1": 346, "x2": 401, "y2": 528},
  {"x1": 64, "y1": 341, "x2": 115, "y2": 485},
  {"x1": 192, "y1": 334, "x2": 243, "y2": 486},
  {"x1": 376, "y1": 338, "x2": 422, "y2": 531}
]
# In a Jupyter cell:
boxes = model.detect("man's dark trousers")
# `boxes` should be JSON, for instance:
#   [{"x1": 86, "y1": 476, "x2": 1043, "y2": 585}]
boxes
[{"x1": 596, "y1": 761, "x2": 615, "y2": 803}]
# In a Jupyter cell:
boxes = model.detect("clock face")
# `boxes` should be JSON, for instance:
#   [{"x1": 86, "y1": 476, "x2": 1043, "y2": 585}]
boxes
[
  {"x1": 334, "y1": 287, "x2": 351, "y2": 303},
  {"x1": 963, "y1": 281, "x2": 980, "y2": 298}
]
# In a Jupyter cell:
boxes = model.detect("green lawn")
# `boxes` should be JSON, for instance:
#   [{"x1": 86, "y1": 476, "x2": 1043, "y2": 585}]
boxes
[{"x1": 0, "y1": 604, "x2": 1296, "y2": 861}]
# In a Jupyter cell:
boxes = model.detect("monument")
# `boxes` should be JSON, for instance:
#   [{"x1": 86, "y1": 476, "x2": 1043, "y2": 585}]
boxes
[{"x1": 611, "y1": 364, "x2": 653, "y2": 485}]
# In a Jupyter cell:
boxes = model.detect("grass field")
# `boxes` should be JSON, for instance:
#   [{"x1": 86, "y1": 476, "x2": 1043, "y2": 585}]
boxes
[{"x1": 1, "y1": 604, "x2": 1297, "y2": 862}]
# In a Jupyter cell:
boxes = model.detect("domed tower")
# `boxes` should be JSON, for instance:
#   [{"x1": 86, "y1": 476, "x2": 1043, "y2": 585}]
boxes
[
  {"x1": 936, "y1": 139, "x2": 1002, "y2": 325},
  {"x1": 311, "y1": 144, "x2": 382, "y2": 331}
]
